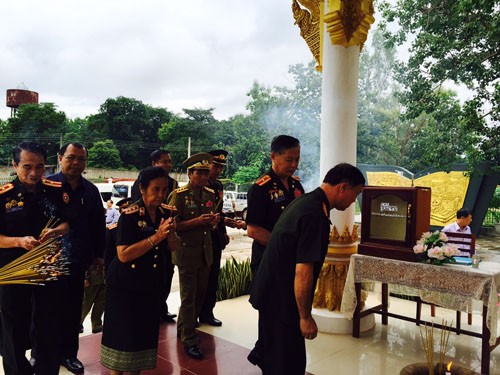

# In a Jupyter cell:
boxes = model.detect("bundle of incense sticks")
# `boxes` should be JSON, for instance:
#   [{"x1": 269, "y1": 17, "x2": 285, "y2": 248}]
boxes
[{"x1": 0, "y1": 217, "x2": 69, "y2": 285}]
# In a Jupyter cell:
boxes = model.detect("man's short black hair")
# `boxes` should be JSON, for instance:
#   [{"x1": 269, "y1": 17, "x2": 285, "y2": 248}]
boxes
[
  {"x1": 323, "y1": 163, "x2": 365, "y2": 187},
  {"x1": 13, "y1": 141, "x2": 47, "y2": 164},
  {"x1": 150, "y1": 150, "x2": 170, "y2": 164},
  {"x1": 270, "y1": 135, "x2": 300, "y2": 154},
  {"x1": 457, "y1": 208, "x2": 471, "y2": 219},
  {"x1": 59, "y1": 142, "x2": 88, "y2": 156}
]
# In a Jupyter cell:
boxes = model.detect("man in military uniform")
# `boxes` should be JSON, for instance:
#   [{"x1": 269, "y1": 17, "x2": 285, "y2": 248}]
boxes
[
  {"x1": 168, "y1": 153, "x2": 219, "y2": 360},
  {"x1": 246, "y1": 134, "x2": 304, "y2": 368},
  {"x1": 35, "y1": 142, "x2": 106, "y2": 374},
  {"x1": 250, "y1": 163, "x2": 365, "y2": 375},
  {"x1": 246, "y1": 134, "x2": 304, "y2": 273},
  {"x1": 0, "y1": 141, "x2": 69, "y2": 375},
  {"x1": 131, "y1": 149, "x2": 178, "y2": 323}
]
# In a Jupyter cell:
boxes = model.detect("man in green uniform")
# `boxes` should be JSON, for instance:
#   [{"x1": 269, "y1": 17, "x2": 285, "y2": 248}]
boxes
[
  {"x1": 168, "y1": 153, "x2": 219, "y2": 360},
  {"x1": 250, "y1": 163, "x2": 365, "y2": 374}
]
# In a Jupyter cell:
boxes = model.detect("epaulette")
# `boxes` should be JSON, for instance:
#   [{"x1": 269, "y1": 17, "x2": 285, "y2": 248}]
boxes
[
  {"x1": 174, "y1": 186, "x2": 189, "y2": 194},
  {"x1": 42, "y1": 178, "x2": 62, "y2": 188},
  {"x1": 204, "y1": 186, "x2": 215, "y2": 194},
  {"x1": 256, "y1": 174, "x2": 271, "y2": 186},
  {"x1": 161, "y1": 203, "x2": 177, "y2": 212},
  {"x1": 0, "y1": 183, "x2": 14, "y2": 195},
  {"x1": 107, "y1": 223, "x2": 118, "y2": 230},
  {"x1": 123, "y1": 203, "x2": 139, "y2": 215},
  {"x1": 291, "y1": 175, "x2": 301, "y2": 181}
]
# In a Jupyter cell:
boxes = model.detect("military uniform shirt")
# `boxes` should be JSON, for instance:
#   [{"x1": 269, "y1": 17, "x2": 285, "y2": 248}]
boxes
[
  {"x1": 246, "y1": 168, "x2": 304, "y2": 267},
  {"x1": 168, "y1": 183, "x2": 216, "y2": 268},
  {"x1": 0, "y1": 177, "x2": 68, "y2": 267},
  {"x1": 106, "y1": 200, "x2": 172, "y2": 292},
  {"x1": 208, "y1": 178, "x2": 227, "y2": 251}
]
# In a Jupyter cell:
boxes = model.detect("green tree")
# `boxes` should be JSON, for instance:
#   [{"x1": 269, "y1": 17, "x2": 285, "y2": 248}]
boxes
[
  {"x1": 87, "y1": 140, "x2": 122, "y2": 169},
  {"x1": 379, "y1": 0, "x2": 500, "y2": 170},
  {"x1": 3, "y1": 103, "x2": 68, "y2": 164},
  {"x1": 87, "y1": 97, "x2": 172, "y2": 168},
  {"x1": 158, "y1": 108, "x2": 219, "y2": 170}
]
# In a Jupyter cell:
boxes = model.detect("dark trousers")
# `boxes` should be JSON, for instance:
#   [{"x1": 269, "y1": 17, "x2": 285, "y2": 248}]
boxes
[
  {"x1": 199, "y1": 244, "x2": 222, "y2": 319},
  {"x1": 260, "y1": 305, "x2": 306, "y2": 375},
  {"x1": 159, "y1": 255, "x2": 175, "y2": 318},
  {"x1": 1, "y1": 283, "x2": 62, "y2": 375},
  {"x1": 58, "y1": 265, "x2": 86, "y2": 359}
]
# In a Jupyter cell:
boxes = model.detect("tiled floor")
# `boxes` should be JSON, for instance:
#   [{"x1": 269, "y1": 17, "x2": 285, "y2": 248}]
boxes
[
  {"x1": 3, "y1": 232, "x2": 499, "y2": 374},
  {"x1": 68, "y1": 288, "x2": 500, "y2": 375}
]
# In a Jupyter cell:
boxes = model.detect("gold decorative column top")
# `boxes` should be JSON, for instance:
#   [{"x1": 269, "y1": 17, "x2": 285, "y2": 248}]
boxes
[
  {"x1": 324, "y1": 0, "x2": 375, "y2": 49},
  {"x1": 292, "y1": 0, "x2": 323, "y2": 70},
  {"x1": 292, "y1": 0, "x2": 375, "y2": 70}
]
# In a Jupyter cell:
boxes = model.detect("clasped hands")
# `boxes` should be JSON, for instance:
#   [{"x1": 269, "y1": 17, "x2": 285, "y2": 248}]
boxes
[
  {"x1": 154, "y1": 217, "x2": 176, "y2": 243},
  {"x1": 198, "y1": 213, "x2": 220, "y2": 228}
]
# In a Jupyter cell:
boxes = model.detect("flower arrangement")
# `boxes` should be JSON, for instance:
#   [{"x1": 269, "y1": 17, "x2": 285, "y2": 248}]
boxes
[{"x1": 413, "y1": 231, "x2": 461, "y2": 265}]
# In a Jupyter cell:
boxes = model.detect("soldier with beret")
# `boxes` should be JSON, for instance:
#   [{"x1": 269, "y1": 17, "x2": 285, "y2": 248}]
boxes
[
  {"x1": 246, "y1": 135, "x2": 305, "y2": 368},
  {"x1": 101, "y1": 167, "x2": 176, "y2": 374},
  {"x1": 0, "y1": 141, "x2": 69, "y2": 375},
  {"x1": 168, "y1": 153, "x2": 219, "y2": 360}
]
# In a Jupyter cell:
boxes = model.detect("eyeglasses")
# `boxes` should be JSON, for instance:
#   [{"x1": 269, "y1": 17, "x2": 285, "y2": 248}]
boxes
[{"x1": 63, "y1": 155, "x2": 88, "y2": 162}]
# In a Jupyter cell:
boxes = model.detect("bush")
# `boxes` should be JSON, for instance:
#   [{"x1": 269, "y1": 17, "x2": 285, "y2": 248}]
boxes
[{"x1": 216, "y1": 257, "x2": 252, "y2": 301}]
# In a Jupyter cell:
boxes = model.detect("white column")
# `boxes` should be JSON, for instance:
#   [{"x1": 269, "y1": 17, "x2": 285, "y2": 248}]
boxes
[{"x1": 320, "y1": 41, "x2": 359, "y2": 231}]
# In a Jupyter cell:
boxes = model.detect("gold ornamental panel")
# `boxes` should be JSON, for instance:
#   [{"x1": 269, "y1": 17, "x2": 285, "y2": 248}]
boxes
[{"x1": 366, "y1": 171, "x2": 470, "y2": 227}]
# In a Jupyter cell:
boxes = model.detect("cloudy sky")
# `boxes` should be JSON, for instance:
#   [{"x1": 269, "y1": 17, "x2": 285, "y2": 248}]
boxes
[{"x1": 0, "y1": 0, "x2": 316, "y2": 121}]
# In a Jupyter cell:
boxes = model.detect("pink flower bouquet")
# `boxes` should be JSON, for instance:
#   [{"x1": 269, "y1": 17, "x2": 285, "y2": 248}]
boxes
[{"x1": 413, "y1": 231, "x2": 461, "y2": 265}]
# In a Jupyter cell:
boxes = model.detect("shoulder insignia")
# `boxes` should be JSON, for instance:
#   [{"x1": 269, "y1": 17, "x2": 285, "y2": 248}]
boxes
[
  {"x1": 107, "y1": 223, "x2": 118, "y2": 230},
  {"x1": 123, "y1": 203, "x2": 139, "y2": 215},
  {"x1": 0, "y1": 183, "x2": 14, "y2": 195},
  {"x1": 256, "y1": 174, "x2": 271, "y2": 186},
  {"x1": 42, "y1": 178, "x2": 62, "y2": 188},
  {"x1": 161, "y1": 203, "x2": 177, "y2": 212},
  {"x1": 175, "y1": 186, "x2": 189, "y2": 194},
  {"x1": 204, "y1": 186, "x2": 215, "y2": 194},
  {"x1": 291, "y1": 175, "x2": 301, "y2": 181}
]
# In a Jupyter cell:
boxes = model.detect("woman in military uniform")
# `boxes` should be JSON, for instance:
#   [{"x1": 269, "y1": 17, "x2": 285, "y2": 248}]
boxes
[{"x1": 100, "y1": 167, "x2": 176, "y2": 374}]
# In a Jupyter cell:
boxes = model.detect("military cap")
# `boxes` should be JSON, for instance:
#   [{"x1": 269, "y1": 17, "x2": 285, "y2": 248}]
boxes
[
  {"x1": 209, "y1": 149, "x2": 228, "y2": 165},
  {"x1": 183, "y1": 152, "x2": 212, "y2": 170},
  {"x1": 116, "y1": 197, "x2": 132, "y2": 209}
]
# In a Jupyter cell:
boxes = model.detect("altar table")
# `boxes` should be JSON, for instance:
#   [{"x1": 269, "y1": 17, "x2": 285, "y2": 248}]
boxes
[{"x1": 341, "y1": 254, "x2": 500, "y2": 375}]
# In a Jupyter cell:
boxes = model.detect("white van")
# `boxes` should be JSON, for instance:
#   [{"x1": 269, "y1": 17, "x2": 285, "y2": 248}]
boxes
[
  {"x1": 223, "y1": 191, "x2": 248, "y2": 220},
  {"x1": 95, "y1": 180, "x2": 135, "y2": 208}
]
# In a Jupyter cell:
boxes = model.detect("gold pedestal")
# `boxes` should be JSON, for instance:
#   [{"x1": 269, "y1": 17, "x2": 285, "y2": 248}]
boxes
[{"x1": 313, "y1": 244, "x2": 358, "y2": 311}]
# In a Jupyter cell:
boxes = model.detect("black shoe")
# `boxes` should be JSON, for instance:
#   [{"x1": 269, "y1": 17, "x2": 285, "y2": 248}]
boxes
[
  {"x1": 160, "y1": 311, "x2": 177, "y2": 323},
  {"x1": 29, "y1": 357, "x2": 36, "y2": 369},
  {"x1": 61, "y1": 358, "x2": 84, "y2": 374},
  {"x1": 92, "y1": 327, "x2": 102, "y2": 334},
  {"x1": 247, "y1": 347, "x2": 263, "y2": 369},
  {"x1": 199, "y1": 316, "x2": 222, "y2": 326},
  {"x1": 185, "y1": 345, "x2": 204, "y2": 360}
]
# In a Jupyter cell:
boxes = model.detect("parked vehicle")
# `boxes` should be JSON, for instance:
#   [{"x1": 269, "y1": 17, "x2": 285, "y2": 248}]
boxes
[
  {"x1": 223, "y1": 191, "x2": 248, "y2": 220},
  {"x1": 95, "y1": 180, "x2": 135, "y2": 208}
]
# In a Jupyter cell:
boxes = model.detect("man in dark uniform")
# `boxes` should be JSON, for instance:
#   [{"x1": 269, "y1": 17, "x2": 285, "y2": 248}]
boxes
[
  {"x1": 246, "y1": 135, "x2": 304, "y2": 367},
  {"x1": 0, "y1": 141, "x2": 69, "y2": 375},
  {"x1": 246, "y1": 135, "x2": 304, "y2": 274},
  {"x1": 131, "y1": 149, "x2": 178, "y2": 323},
  {"x1": 168, "y1": 153, "x2": 219, "y2": 360},
  {"x1": 250, "y1": 163, "x2": 365, "y2": 375},
  {"x1": 33, "y1": 142, "x2": 106, "y2": 374}
]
